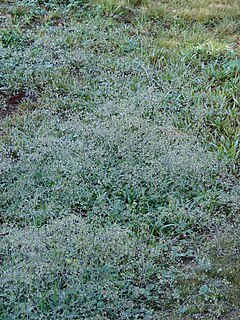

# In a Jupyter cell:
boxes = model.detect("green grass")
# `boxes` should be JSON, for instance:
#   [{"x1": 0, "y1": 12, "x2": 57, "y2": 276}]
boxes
[{"x1": 0, "y1": 0, "x2": 240, "y2": 318}]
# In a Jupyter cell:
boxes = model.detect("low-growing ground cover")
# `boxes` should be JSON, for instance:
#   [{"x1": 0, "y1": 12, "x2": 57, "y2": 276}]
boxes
[{"x1": 0, "y1": 0, "x2": 239, "y2": 319}]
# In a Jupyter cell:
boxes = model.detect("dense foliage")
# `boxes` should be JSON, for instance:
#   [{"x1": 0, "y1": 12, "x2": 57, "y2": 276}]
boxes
[{"x1": 0, "y1": 0, "x2": 239, "y2": 318}]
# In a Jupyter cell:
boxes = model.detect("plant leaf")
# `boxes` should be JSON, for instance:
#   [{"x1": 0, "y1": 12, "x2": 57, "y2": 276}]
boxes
[{"x1": 199, "y1": 284, "x2": 208, "y2": 295}]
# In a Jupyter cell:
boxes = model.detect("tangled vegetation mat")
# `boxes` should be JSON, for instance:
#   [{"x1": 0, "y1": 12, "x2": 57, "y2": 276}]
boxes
[{"x1": 0, "y1": 0, "x2": 240, "y2": 319}]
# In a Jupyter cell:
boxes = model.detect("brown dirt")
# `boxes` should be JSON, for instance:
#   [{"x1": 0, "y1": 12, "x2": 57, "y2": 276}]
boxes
[
  {"x1": 0, "y1": 91, "x2": 37, "y2": 120},
  {"x1": 0, "y1": 92, "x2": 23, "y2": 120}
]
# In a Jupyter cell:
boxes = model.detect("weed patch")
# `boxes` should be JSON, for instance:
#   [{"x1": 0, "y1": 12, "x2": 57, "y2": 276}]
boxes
[{"x1": 0, "y1": 0, "x2": 240, "y2": 318}]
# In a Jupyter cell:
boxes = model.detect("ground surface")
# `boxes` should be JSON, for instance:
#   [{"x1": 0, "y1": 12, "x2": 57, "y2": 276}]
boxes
[{"x1": 0, "y1": 0, "x2": 240, "y2": 319}]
